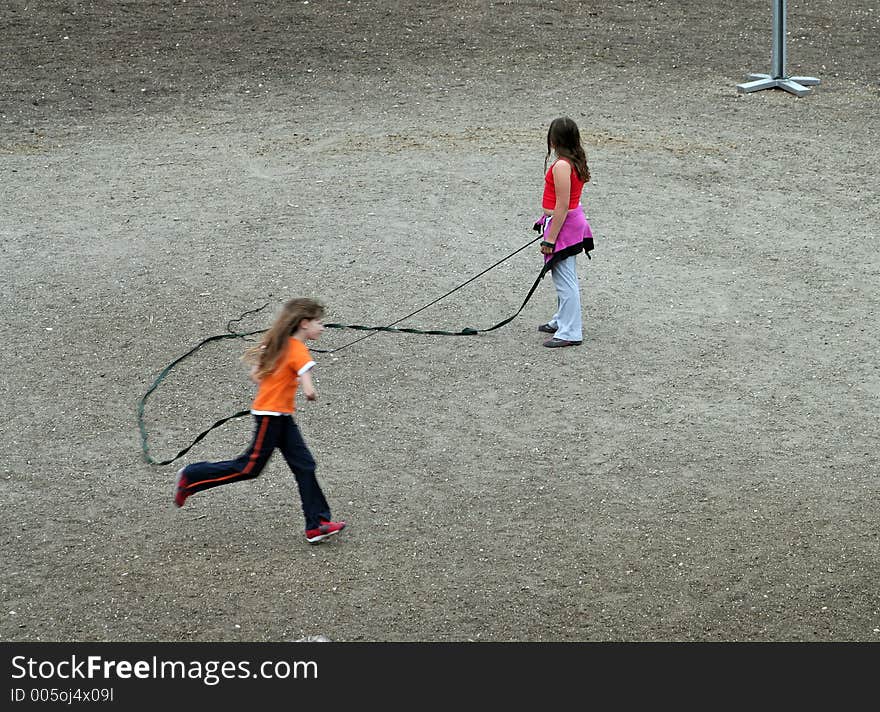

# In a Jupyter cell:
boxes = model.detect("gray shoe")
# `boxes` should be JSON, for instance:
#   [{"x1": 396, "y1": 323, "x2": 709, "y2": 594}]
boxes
[
  {"x1": 543, "y1": 337, "x2": 582, "y2": 348},
  {"x1": 537, "y1": 323, "x2": 557, "y2": 334}
]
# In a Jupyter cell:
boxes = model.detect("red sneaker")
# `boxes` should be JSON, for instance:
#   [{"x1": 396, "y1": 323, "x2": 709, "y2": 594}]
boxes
[
  {"x1": 173, "y1": 468, "x2": 190, "y2": 508},
  {"x1": 305, "y1": 520, "x2": 346, "y2": 544}
]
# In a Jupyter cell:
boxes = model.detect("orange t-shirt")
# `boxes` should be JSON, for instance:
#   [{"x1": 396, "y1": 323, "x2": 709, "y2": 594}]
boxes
[{"x1": 250, "y1": 337, "x2": 315, "y2": 414}]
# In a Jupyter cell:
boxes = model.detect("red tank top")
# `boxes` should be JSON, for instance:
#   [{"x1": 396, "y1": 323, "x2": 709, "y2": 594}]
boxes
[{"x1": 542, "y1": 158, "x2": 585, "y2": 210}]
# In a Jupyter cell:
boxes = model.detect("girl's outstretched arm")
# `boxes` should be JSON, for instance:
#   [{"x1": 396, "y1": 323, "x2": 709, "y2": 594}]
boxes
[{"x1": 300, "y1": 369, "x2": 318, "y2": 401}]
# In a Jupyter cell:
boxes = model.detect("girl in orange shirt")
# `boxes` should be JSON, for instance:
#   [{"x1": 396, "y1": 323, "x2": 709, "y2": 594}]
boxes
[{"x1": 173, "y1": 298, "x2": 346, "y2": 544}]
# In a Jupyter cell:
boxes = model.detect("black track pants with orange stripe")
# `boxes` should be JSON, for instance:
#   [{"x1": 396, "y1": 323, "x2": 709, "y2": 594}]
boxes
[{"x1": 179, "y1": 414, "x2": 331, "y2": 530}]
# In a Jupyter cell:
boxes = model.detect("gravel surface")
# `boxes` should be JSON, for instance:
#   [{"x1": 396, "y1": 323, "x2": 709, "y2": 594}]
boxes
[{"x1": 2, "y1": 0, "x2": 878, "y2": 642}]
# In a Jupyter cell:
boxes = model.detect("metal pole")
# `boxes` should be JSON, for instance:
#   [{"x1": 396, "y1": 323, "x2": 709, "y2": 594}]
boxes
[
  {"x1": 771, "y1": 0, "x2": 785, "y2": 78},
  {"x1": 737, "y1": 0, "x2": 820, "y2": 96}
]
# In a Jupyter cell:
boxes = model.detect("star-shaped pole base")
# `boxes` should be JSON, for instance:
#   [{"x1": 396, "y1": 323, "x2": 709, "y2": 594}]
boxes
[{"x1": 737, "y1": 73, "x2": 821, "y2": 97}]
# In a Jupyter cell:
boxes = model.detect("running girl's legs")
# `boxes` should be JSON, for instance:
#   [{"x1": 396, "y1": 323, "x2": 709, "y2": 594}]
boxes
[
  {"x1": 277, "y1": 415, "x2": 331, "y2": 530},
  {"x1": 177, "y1": 415, "x2": 277, "y2": 500}
]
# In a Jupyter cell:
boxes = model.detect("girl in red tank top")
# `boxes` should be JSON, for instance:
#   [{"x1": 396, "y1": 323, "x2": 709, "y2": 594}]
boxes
[{"x1": 536, "y1": 117, "x2": 594, "y2": 348}]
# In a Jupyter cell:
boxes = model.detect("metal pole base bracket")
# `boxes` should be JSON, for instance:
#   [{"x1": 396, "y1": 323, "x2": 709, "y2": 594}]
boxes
[{"x1": 737, "y1": 73, "x2": 820, "y2": 97}]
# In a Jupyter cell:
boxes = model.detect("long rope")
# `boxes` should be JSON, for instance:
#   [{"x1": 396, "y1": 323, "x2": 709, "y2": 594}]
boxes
[
  {"x1": 323, "y1": 232, "x2": 544, "y2": 352},
  {"x1": 139, "y1": 234, "x2": 549, "y2": 465}
]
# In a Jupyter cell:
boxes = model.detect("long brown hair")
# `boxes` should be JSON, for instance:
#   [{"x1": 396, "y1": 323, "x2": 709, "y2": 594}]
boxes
[
  {"x1": 544, "y1": 116, "x2": 590, "y2": 183},
  {"x1": 242, "y1": 298, "x2": 325, "y2": 380}
]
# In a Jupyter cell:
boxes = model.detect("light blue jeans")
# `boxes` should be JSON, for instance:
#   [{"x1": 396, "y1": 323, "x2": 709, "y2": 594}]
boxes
[{"x1": 547, "y1": 254, "x2": 583, "y2": 342}]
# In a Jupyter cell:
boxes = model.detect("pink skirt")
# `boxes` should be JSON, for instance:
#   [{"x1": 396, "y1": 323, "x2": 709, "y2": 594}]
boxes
[{"x1": 538, "y1": 205, "x2": 592, "y2": 264}]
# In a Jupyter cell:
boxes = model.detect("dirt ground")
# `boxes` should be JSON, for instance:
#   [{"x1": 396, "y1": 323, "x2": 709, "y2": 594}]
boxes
[{"x1": 1, "y1": 0, "x2": 878, "y2": 643}]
